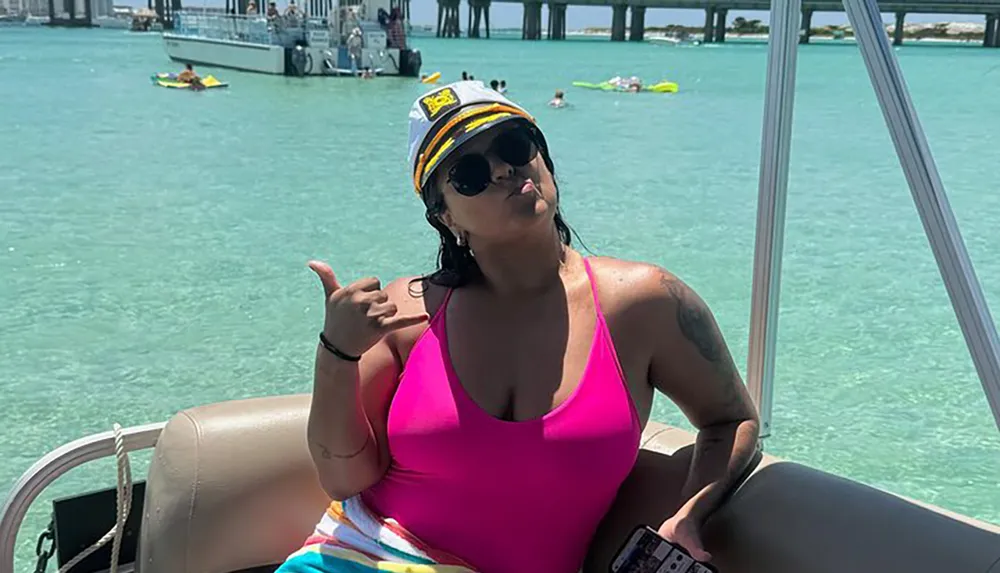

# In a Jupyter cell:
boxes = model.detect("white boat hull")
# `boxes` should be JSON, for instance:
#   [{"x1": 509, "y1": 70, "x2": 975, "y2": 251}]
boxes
[
  {"x1": 163, "y1": 34, "x2": 408, "y2": 77},
  {"x1": 163, "y1": 34, "x2": 286, "y2": 74}
]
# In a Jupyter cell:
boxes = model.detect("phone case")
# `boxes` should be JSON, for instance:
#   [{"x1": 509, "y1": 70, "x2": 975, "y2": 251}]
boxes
[{"x1": 609, "y1": 525, "x2": 718, "y2": 573}]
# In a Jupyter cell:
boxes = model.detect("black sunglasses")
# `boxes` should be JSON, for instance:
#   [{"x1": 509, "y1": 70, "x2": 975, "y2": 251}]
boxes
[{"x1": 446, "y1": 125, "x2": 541, "y2": 197}]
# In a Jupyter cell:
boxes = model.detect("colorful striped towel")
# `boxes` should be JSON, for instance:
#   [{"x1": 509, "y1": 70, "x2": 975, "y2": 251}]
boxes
[{"x1": 276, "y1": 496, "x2": 479, "y2": 573}]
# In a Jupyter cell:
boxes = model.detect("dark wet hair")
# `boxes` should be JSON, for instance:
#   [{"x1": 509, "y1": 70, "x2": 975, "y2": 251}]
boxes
[{"x1": 412, "y1": 139, "x2": 574, "y2": 290}]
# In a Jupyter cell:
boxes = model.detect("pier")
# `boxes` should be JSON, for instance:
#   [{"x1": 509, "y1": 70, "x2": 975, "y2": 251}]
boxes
[
  {"x1": 43, "y1": 0, "x2": 95, "y2": 26},
  {"x1": 40, "y1": 0, "x2": 181, "y2": 27},
  {"x1": 435, "y1": 0, "x2": 1000, "y2": 46},
  {"x1": 34, "y1": 0, "x2": 1000, "y2": 46}
]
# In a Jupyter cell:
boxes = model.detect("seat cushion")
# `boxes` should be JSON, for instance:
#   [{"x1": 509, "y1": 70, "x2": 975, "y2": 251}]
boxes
[{"x1": 138, "y1": 394, "x2": 330, "y2": 573}]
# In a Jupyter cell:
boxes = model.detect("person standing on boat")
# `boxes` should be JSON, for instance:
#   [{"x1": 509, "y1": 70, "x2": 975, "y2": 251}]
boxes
[
  {"x1": 387, "y1": 7, "x2": 406, "y2": 49},
  {"x1": 288, "y1": 81, "x2": 760, "y2": 573},
  {"x1": 346, "y1": 26, "x2": 363, "y2": 74}
]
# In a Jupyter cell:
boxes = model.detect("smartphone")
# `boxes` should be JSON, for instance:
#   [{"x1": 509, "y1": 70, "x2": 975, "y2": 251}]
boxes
[{"x1": 609, "y1": 525, "x2": 718, "y2": 573}]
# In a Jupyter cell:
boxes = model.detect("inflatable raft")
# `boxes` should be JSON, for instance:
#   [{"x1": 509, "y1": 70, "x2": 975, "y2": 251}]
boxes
[
  {"x1": 151, "y1": 73, "x2": 229, "y2": 90},
  {"x1": 572, "y1": 80, "x2": 679, "y2": 93}
]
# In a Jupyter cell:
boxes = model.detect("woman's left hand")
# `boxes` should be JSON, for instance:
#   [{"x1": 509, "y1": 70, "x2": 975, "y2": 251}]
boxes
[{"x1": 658, "y1": 513, "x2": 711, "y2": 563}]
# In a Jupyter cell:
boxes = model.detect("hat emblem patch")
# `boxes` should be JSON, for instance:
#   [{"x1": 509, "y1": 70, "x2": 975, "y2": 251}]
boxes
[{"x1": 420, "y1": 87, "x2": 461, "y2": 121}]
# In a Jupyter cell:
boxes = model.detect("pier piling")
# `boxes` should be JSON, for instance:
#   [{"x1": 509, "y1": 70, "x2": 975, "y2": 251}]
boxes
[
  {"x1": 713, "y1": 7, "x2": 727, "y2": 42},
  {"x1": 436, "y1": 0, "x2": 461, "y2": 37},
  {"x1": 894, "y1": 11, "x2": 906, "y2": 45},
  {"x1": 467, "y1": 0, "x2": 491, "y2": 37},
  {"x1": 522, "y1": 1, "x2": 542, "y2": 39},
  {"x1": 629, "y1": 5, "x2": 645, "y2": 41},
  {"x1": 610, "y1": 4, "x2": 627, "y2": 41},
  {"x1": 547, "y1": 3, "x2": 566, "y2": 39},
  {"x1": 800, "y1": 8, "x2": 812, "y2": 43},
  {"x1": 703, "y1": 7, "x2": 714, "y2": 42}
]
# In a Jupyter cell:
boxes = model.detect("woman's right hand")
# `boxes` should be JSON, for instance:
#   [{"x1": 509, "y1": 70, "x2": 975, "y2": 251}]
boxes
[{"x1": 308, "y1": 260, "x2": 429, "y2": 358}]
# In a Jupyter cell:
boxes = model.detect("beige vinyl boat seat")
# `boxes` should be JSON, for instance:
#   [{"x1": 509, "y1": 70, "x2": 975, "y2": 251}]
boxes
[{"x1": 137, "y1": 395, "x2": 1000, "y2": 573}]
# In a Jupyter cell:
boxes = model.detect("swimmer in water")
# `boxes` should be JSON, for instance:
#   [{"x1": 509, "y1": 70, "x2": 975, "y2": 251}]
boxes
[{"x1": 548, "y1": 89, "x2": 566, "y2": 108}]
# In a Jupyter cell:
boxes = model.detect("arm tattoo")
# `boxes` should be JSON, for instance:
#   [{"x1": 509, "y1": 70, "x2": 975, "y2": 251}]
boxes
[
  {"x1": 314, "y1": 433, "x2": 371, "y2": 460},
  {"x1": 662, "y1": 274, "x2": 740, "y2": 384}
]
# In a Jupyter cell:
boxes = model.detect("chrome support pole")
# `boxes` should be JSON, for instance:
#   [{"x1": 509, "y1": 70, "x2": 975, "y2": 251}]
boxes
[
  {"x1": 844, "y1": 0, "x2": 1000, "y2": 433},
  {"x1": 746, "y1": 0, "x2": 801, "y2": 439}
]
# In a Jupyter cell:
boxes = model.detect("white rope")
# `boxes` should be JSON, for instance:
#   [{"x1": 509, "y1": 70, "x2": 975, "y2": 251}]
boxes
[{"x1": 58, "y1": 423, "x2": 133, "y2": 573}]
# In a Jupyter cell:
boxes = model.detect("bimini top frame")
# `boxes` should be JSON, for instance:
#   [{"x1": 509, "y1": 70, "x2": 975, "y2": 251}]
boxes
[{"x1": 747, "y1": 0, "x2": 1000, "y2": 437}]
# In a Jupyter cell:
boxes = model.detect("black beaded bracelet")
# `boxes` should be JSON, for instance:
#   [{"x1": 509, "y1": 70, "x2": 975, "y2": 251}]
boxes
[{"x1": 318, "y1": 332, "x2": 361, "y2": 362}]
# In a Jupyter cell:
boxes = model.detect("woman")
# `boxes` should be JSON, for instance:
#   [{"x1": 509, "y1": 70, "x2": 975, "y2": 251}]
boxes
[{"x1": 286, "y1": 81, "x2": 760, "y2": 573}]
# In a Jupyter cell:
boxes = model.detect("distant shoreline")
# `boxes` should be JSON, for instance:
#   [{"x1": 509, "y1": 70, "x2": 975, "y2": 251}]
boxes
[{"x1": 571, "y1": 21, "x2": 988, "y2": 41}]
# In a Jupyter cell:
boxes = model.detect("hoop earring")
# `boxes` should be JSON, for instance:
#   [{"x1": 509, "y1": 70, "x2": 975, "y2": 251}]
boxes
[{"x1": 456, "y1": 232, "x2": 467, "y2": 247}]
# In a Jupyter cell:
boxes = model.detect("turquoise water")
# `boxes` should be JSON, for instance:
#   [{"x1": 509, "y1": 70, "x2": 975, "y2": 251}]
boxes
[{"x1": 2, "y1": 26, "x2": 999, "y2": 570}]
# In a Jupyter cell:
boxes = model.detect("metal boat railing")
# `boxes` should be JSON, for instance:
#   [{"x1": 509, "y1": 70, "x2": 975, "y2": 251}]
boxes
[
  {"x1": 747, "y1": 0, "x2": 1000, "y2": 436},
  {"x1": 0, "y1": 423, "x2": 165, "y2": 572},
  {"x1": 169, "y1": 10, "x2": 329, "y2": 46}
]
